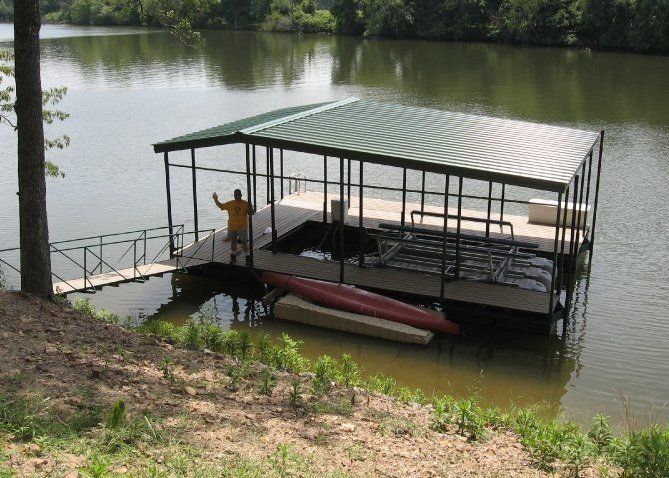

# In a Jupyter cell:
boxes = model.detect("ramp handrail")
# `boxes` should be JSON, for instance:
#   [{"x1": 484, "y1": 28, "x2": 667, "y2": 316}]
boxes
[
  {"x1": 288, "y1": 173, "x2": 307, "y2": 194},
  {"x1": 0, "y1": 225, "x2": 217, "y2": 293}
]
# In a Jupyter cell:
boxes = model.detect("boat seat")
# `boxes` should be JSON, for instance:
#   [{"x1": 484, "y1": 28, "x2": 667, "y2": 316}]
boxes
[{"x1": 529, "y1": 198, "x2": 590, "y2": 227}]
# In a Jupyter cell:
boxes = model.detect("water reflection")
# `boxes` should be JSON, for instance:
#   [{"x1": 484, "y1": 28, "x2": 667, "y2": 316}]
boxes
[{"x1": 36, "y1": 29, "x2": 669, "y2": 126}]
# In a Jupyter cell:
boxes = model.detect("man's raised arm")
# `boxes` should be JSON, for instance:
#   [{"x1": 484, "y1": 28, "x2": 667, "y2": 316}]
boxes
[{"x1": 212, "y1": 192, "x2": 225, "y2": 209}]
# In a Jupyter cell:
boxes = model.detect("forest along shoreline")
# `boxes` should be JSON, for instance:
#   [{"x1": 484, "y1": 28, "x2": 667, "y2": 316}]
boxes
[
  {"x1": 1, "y1": 0, "x2": 668, "y2": 54},
  {"x1": 0, "y1": 291, "x2": 667, "y2": 477}
]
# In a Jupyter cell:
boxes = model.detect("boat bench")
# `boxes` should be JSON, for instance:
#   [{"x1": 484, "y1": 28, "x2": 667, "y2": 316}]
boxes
[{"x1": 529, "y1": 199, "x2": 590, "y2": 228}]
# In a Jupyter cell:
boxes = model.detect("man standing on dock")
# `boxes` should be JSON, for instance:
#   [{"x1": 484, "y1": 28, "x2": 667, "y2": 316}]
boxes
[{"x1": 212, "y1": 189, "x2": 251, "y2": 265}]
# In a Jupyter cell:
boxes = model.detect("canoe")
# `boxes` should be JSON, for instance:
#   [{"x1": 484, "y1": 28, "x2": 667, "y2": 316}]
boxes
[{"x1": 260, "y1": 271, "x2": 460, "y2": 335}]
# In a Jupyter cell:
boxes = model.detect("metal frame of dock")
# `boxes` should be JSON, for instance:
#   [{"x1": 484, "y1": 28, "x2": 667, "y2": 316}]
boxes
[{"x1": 151, "y1": 98, "x2": 604, "y2": 333}]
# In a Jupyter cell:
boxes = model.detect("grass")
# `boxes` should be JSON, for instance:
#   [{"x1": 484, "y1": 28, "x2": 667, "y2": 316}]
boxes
[
  {"x1": 64, "y1": 299, "x2": 669, "y2": 478},
  {"x1": 0, "y1": 393, "x2": 352, "y2": 477}
]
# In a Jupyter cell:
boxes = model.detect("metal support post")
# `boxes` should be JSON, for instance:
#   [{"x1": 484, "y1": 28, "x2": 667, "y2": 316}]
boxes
[
  {"x1": 589, "y1": 131, "x2": 604, "y2": 256},
  {"x1": 280, "y1": 149, "x2": 284, "y2": 199},
  {"x1": 548, "y1": 191, "x2": 563, "y2": 318},
  {"x1": 163, "y1": 152, "x2": 174, "y2": 257},
  {"x1": 358, "y1": 160, "x2": 364, "y2": 267},
  {"x1": 347, "y1": 158, "x2": 351, "y2": 205},
  {"x1": 583, "y1": 150, "x2": 593, "y2": 239},
  {"x1": 191, "y1": 148, "x2": 199, "y2": 241},
  {"x1": 245, "y1": 144, "x2": 254, "y2": 267},
  {"x1": 323, "y1": 155, "x2": 328, "y2": 223},
  {"x1": 440, "y1": 175, "x2": 450, "y2": 299},
  {"x1": 252, "y1": 145, "x2": 257, "y2": 212},
  {"x1": 401, "y1": 168, "x2": 407, "y2": 227},
  {"x1": 269, "y1": 148, "x2": 277, "y2": 252},
  {"x1": 486, "y1": 181, "x2": 492, "y2": 237},
  {"x1": 339, "y1": 157, "x2": 345, "y2": 283},
  {"x1": 420, "y1": 171, "x2": 426, "y2": 218},
  {"x1": 455, "y1": 177, "x2": 463, "y2": 280},
  {"x1": 565, "y1": 176, "x2": 580, "y2": 311}
]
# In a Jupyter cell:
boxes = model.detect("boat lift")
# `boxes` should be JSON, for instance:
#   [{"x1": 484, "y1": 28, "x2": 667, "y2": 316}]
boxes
[{"x1": 365, "y1": 210, "x2": 554, "y2": 292}]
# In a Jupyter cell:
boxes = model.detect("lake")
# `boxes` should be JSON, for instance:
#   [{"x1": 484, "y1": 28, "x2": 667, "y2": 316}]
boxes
[{"x1": 1, "y1": 24, "x2": 668, "y2": 427}]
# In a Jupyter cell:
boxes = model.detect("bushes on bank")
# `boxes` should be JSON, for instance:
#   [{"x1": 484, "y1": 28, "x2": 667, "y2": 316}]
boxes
[
  {"x1": 16, "y1": 0, "x2": 668, "y2": 52},
  {"x1": 260, "y1": 0, "x2": 336, "y2": 33}
]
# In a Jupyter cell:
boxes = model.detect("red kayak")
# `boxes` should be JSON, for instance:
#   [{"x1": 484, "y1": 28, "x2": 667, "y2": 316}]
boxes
[{"x1": 261, "y1": 271, "x2": 460, "y2": 335}]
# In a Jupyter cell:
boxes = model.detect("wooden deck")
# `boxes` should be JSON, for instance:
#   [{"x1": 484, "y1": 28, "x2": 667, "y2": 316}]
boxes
[
  {"x1": 55, "y1": 191, "x2": 576, "y2": 315},
  {"x1": 175, "y1": 191, "x2": 567, "y2": 315},
  {"x1": 53, "y1": 261, "x2": 181, "y2": 295}
]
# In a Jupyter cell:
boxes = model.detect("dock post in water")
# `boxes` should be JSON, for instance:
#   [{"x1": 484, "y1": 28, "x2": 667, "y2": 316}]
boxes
[
  {"x1": 589, "y1": 131, "x2": 604, "y2": 258},
  {"x1": 548, "y1": 191, "x2": 563, "y2": 317}
]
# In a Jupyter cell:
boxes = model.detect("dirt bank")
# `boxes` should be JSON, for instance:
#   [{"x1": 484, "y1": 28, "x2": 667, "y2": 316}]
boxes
[{"x1": 0, "y1": 291, "x2": 600, "y2": 477}]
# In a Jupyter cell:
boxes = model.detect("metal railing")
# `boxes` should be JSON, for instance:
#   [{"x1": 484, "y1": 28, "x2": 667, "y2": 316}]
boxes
[{"x1": 0, "y1": 225, "x2": 218, "y2": 293}]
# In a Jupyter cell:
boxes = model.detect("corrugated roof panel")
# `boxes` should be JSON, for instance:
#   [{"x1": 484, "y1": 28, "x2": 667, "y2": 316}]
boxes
[
  {"x1": 154, "y1": 98, "x2": 600, "y2": 191},
  {"x1": 153, "y1": 101, "x2": 334, "y2": 152},
  {"x1": 249, "y1": 100, "x2": 599, "y2": 190}
]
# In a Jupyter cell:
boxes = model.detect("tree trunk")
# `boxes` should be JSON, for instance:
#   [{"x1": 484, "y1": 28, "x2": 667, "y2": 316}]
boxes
[{"x1": 14, "y1": 0, "x2": 53, "y2": 297}]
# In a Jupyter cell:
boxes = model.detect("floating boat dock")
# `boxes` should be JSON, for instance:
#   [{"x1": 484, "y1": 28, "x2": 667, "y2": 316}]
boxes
[{"x1": 1, "y1": 98, "x2": 604, "y2": 336}]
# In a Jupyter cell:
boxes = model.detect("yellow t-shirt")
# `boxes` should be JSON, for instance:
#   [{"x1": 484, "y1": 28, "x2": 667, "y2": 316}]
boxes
[{"x1": 219, "y1": 200, "x2": 249, "y2": 231}]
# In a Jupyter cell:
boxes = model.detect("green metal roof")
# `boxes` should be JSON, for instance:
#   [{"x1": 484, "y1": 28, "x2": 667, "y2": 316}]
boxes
[
  {"x1": 153, "y1": 101, "x2": 334, "y2": 151},
  {"x1": 154, "y1": 98, "x2": 600, "y2": 192}
]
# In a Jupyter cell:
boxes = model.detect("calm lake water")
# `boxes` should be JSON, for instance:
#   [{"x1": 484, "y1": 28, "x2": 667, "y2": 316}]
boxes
[{"x1": 1, "y1": 24, "x2": 668, "y2": 426}]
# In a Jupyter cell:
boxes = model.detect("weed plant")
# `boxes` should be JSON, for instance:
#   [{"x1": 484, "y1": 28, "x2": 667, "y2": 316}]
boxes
[
  {"x1": 259, "y1": 367, "x2": 278, "y2": 396},
  {"x1": 312, "y1": 355, "x2": 340, "y2": 396}
]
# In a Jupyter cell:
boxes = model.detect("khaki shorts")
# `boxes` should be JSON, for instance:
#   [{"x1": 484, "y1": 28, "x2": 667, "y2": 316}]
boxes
[{"x1": 227, "y1": 228, "x2": 248, "y2": 242}]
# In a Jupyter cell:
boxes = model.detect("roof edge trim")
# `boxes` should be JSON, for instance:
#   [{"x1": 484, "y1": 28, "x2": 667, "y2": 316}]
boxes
[{"x1": 240, "y1": 97, "x2": 359, "y2": 135}]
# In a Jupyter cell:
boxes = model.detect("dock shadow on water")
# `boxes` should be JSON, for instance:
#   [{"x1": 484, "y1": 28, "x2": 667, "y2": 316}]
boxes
[{"x1": 72, "y1": 268, "x2": 588, "y2": 423}]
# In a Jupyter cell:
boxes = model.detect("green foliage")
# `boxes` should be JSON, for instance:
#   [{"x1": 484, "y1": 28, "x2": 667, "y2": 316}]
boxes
[
  {"x1": 260, "y1": 0, "x2": 335, "y2": 32},
  {"x1": 431, "y1": 396, "x2": 486, "y2": 440},
  {"x1": 72, "y1": 296, "x2": 95, "y2": 316},
  {"x1": 361, "y1": 0, "x2": 413, "y2": 38},
  {"x1": 365, "y1": 373, "x2": 396, "y2": 395},
  {"x1": 104, "y1": 399, "x2": 126, "y2": 429},
  {"x1": 258, "y1": 367, "x2": 278, "y2": 395},
  {"x1": 339, "y1": 353, "x2": 361, "y2": 388},
  {"x1": 257, "y1": 333, "x2": 272, "y2": 363},
  {"x1": 331, "y1": 0, "x2": 364, "y2": 34},
  {"x1": 396, "y1": 386, "x2": 426, "y2": 405},
  {"x1": 222, "y1": 329, "x2": 241, "y2": 357},
  {"x1": 225, "y1": 361, "x2": 251, "y2": 392},
  {"x1": 183, "y1": 320, "x2": 202, "y2": 350},
  {"x1": 0, "y1": 49, "x2": 69, "y2": 178},
  {"x1": 0, "y1": 395, "x2": 100, "y2": 441},
  {"x1": 64, "y1": 299, "x2": 669, "y2": 476},
  {"x1": 160, "y1": 357, "x2": 177, "y2": 386},
  {"x1": 201, "y1": 323, "x2": 224, "y2": 352},
  {"x1": 78, "y1": 453, "x2": 111, "y2": 478},
  {"x1": 272, "y1": 334, "x2": 309, "y2": 373},
  {"x1": 311, "y1": 354, "x2": 340, "y2": 395},
  {"x1": 289, "y1": 380, "x2": 302, "y2": 407},
  {"x1": 618, "y1": 425, "x2": 669, "y2": 478},
  {"x1": 588, "y1": 414, "x2": 616, "y2": 454},
  {"x1": 238, "y1": 329, "x2": 253, "y2": 359}
]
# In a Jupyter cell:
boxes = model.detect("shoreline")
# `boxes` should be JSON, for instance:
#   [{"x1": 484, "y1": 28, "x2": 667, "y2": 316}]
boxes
[
  {"x1": 1, "y1": 291, "x2": 666, "y2": 477},
  {"x1": 1, "y1": 19, "x2": 668, "y2": 57}
]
